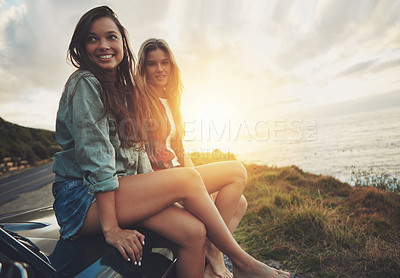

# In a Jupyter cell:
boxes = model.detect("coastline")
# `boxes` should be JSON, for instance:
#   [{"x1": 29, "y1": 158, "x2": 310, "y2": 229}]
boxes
[
  {"x1": 225, "y1": 106, "x2": 400, "y2": 186},
  {"x1": 191, "y1": 152, "x2": 400, "y2": 276},
  {"x1": 2, "y1": 153, "x2": 399, "y2": 276}
]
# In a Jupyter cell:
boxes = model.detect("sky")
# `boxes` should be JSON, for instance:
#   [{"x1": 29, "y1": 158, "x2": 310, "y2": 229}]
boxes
[{"x1": 0, "y1": 0, "x2": 399, "y2": 139}]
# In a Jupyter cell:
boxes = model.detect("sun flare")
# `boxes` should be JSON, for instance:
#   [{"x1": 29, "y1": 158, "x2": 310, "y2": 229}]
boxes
[
  {"x1": 194, "y1": 99, "x2": 230, "y2": 123},
  {"x1": 182, "y1": 88, "x2": 243, "y2": 152}
]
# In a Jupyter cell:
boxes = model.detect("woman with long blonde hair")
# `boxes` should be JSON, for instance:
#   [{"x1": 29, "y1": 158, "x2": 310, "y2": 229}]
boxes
[{"x1": 136, "y1": 38, "x2": 289, "y2": 278}]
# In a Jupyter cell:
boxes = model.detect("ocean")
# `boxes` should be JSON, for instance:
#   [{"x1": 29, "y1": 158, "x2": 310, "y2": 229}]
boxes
[{"x1": 234, "y1": 106, "x2": 400, "y2": 184}]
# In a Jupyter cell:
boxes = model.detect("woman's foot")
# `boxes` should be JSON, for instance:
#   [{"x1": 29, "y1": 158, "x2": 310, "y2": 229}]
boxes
[
  {"x1": 205, "y1": 263, "x2": 232, "y2": 278},
  {"x1": 233, "y1": 259, "x2": 290, "y2": 278},
  {"x1": 205, "y1": 240, "x2": 233, "y2": 278}
]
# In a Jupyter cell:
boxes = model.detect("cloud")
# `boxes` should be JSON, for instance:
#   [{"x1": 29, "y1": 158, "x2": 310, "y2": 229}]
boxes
[
  {"x1": 0, "y1": 0, "x2": 400, "y2": 130},
  {"x1": 335, "y1": 56, "x2": 400, "y2": 79},
  {"x1": 335, "y1": 60, "x2": 376, "y2": 78},
  {"x1": 270, "y1": 0, "x2": 400, "y2": 74},
  {"x1": 254, "y1": 98, "x2": 302, "y2": 111},
  {"x1": 0, "y1": 1, "x2": 100, "y2": 128},
  {"x1": 295, "y1": 89, "x2": 400, "y2": 119},
  {"x1": 0, "y1": 1, "x2": 95, "y2": 99}
]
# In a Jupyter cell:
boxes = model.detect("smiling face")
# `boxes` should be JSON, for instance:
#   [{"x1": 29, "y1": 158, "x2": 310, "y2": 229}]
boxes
[
  {"x1": 85, "y1": 17, "x2": 124, "y2": 78},
  {"x1": 144, "y1": 48, "x2": 171, "y2": 96}
]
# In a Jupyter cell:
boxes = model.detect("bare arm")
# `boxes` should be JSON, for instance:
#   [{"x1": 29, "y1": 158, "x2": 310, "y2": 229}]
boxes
[
  {"x1": 96, "y1": 191, "x2": 145, "y2": 264},
  {"x1": 95, "y1": 191, "x2": 119, "y2": 235}
]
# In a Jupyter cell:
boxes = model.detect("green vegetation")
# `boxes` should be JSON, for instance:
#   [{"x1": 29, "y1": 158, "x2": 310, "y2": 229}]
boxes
[
  {"x1": 0, "y1": 117, "x2": 60, "y2": 166},
  {"x1": 350, "y1": 165, "x2": 400, "y2": 193},
  {"x1": 191, "y1": 151, "x2": 400, "y2": 278}
]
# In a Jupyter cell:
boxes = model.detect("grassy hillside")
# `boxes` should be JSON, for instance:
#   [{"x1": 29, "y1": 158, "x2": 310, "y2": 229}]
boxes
[
  {"x1": 0, "y1": 117, "x2": 60, "y2": 165},
  {"x1": 191, "y1": 151, "x2": 400, "y2": 277}
]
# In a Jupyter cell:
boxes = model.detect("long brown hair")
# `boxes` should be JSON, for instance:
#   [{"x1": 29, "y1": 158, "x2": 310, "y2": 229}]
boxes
[
  {"x1": 67, "y1": 6, "x2": 142, "y2": 148},
  {"x1": 136, "y1": 38, "x2": 185, "y2": 138}
]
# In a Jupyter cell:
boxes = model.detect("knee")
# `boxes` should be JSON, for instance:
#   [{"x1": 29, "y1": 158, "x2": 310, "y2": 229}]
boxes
[
  {"x1": 232, "y1": 161, "x2": 248, "y2": 189},
  {"x1": 181, "y1": 167, "x2": 202, "y2": 180},
  {"x1": 179, "y1": 168, "x2": 206, "y2": 194}
]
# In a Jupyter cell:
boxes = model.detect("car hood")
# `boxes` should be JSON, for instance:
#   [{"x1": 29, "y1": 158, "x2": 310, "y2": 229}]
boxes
[
  {"x1": 0, "y1": 206, "x2": 60, "y2": 255},
  {"x1": 0, "y1": 206, "x2": 177, "y2": 278}
]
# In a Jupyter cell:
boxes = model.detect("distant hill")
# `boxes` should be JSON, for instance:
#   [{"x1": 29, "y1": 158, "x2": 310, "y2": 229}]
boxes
[{"x1": 0, "y1": 117, "x2": 60, "y2": 165}]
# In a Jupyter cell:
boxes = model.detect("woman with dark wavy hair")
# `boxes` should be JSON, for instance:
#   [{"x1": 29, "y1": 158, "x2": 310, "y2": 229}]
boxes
[{"x1": 52, "y1": 5, "x2": 289, "y2": 278}]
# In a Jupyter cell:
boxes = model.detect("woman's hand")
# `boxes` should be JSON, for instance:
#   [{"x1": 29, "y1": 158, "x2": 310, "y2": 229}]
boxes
[{"x1": 104, "y1": 227, "x2": 145, "y2": 264}]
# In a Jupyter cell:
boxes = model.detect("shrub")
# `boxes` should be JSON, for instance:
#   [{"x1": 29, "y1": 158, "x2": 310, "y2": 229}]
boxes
[{"x1": 350, "y1": 166, "x2": 400, "y2": 193}]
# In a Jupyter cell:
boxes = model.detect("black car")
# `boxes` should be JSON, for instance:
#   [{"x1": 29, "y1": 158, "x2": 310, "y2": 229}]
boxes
[{"x1": 0, "y1": 206, "x2": 177, "y2": 278}]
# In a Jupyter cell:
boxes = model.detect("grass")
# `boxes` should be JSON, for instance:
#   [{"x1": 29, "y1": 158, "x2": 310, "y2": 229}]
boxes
[{"x1": 191, "y1": 151, "x2": 400, "y2": 278}]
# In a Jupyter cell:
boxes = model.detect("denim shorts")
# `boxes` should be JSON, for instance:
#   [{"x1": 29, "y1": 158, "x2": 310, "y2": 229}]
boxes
[{"x1": 52, "y1": 179, "x2": 95, "y2": 239}]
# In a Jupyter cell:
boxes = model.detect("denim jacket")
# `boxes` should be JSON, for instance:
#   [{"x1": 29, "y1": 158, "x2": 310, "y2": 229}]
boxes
[{"x1": 52, "y1": 70, "x2": 153, "y2": 194}]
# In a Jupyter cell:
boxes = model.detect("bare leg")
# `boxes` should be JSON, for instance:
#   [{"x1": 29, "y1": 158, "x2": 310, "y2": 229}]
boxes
[
  {"x1": 204, "y1": 194, "x2": 247, "y2": 278},
  {"x1": 197, "y1": 161, "x2": 289, "y2": 278},
  {"x1": 138, "y1": 204, "x2": 207, "y2": 277},
  {"x1": 81, "y1": 201, "x2": 206, "y2": 277},
  {"x1": 195, "y1": 161, "x2": 247, "y2": 278},
  {"x1": 227, "y1": 194, "x2": 248, "y2": 232},
  {"x1": 196, "y1": 161, "x2": 247, "y2": 223},
  {"x1": 80, "y1": 167, "x2": 289, "y2": 278}
]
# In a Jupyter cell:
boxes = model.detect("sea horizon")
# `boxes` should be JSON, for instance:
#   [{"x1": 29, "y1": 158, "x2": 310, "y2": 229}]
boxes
[
  {"x1": 234, "y1": 106, "x2": 400, "y2": 185},
  {"x1": 183, "y1": 106, "x2": 400, "y2": 186}
]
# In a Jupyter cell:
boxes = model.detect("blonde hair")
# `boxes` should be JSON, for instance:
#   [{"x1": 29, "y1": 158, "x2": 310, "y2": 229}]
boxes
[{"x1": 136, "y1": 38, "x2": 184, "y2": 137}]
